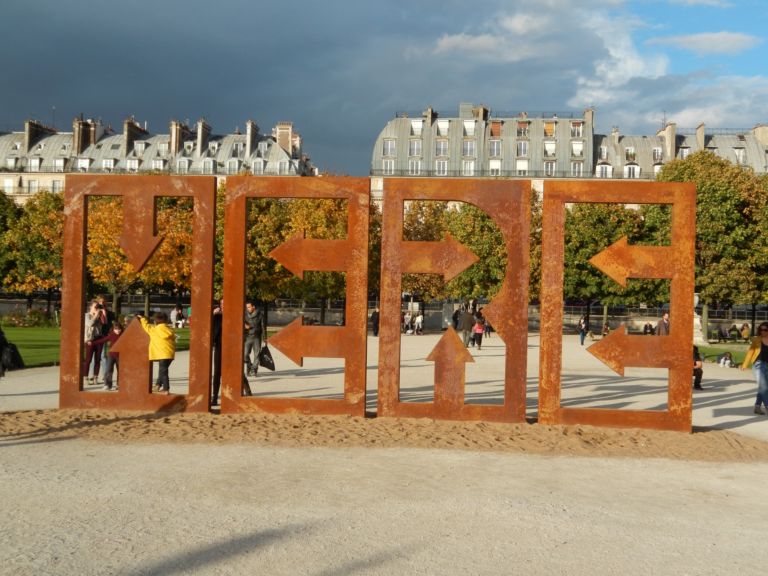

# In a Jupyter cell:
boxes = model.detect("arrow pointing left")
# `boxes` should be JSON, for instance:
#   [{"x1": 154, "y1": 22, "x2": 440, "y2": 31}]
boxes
[
  {"x1": 268, "y1": 317, "x2": 349, "y2": 367},
  {"x1": 269, "y1": 231, "x2": 350, "y2": 279},
  {"x1": 588, "y1": 325, "x2": 678, "y2": 376},
  {"x1": 589, "y1": 236, "x2": 672, "y2": 288},
  {"x1": 120, "y1": 194, "x2": 163, "y2": 271}
]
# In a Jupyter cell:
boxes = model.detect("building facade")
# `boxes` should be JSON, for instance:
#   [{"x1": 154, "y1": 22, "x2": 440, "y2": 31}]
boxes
[
  {"x1": 0, "y1": 116, "x2": 316, "y2": 204},
  {"x1": 371, "y1": 102, "x2": 768, "y2": 196}
]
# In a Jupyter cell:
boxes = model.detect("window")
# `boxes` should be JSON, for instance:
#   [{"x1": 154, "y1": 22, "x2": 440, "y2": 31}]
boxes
[
  {"x1": 625, "y1": 147, "x2": 636, "y2": 162},
  {"x1": 408, "y1": 160, "x2": 421, "y2": 175},
  {"x1": 410, "y1": 120, "x2": 423, "y2": 136},
  {"x1": 462, "y1": 160, "x2": 475, "y2": 176},
  {"x1": 152, "y1": 159, "x2": 165, "y2": 171},
  {"x1": 278, "y1": 161, "x2": 289, "y2": 175},
  {"x1": 653, "y1": 147, "x2": 663, "y2": 163},
  {"x1": 51, "y1": 180, "x2": 63, "y2": 193},
  {"x1": 544, "y1": 122, "x2": 556, "y2": 138},
  {"x1": 110, "y1": 143, "x2": 120, "y2": 151},
  {"x1": 517, "y1": 122, "x2": 529, "y2": 137},
  {"x1": 227, "y1": 159, "x2": 240, "y2": 174},
  {"x1": 435, "y1": 139, "x2": 449, "y2": 156},
  {"x1": 489, "y1": 159, "x2": 501, "y2": 176},
  {"x1": 158, "y1": 142, "x2": 169, "y2": 155},
  {"x1": 382, "y1": 139, "x2": 396, "y2": 156},
  {"x1": 596, "y1": 164, "x2": 613, "y2": 178},
  {"x1": 489, "y1": 139, "x2": 501, "y2": 157},
  {"x1": 599, "y1": 146, "x2": 608, "y2": 160},
  {"x1": 654, "y1": 164, "x2": 663, "y2": 176},
  {"x1": 382, "y1": 159, "x2": 395, "y2": 175},
  {"x1": 463, "y1": 120, "x2": 476, "y2": 136},
  {"x1": 437, "y1": 120, "x2": 450, "y2": 136},
  {"x1": 680, "y1": 147, "x2": 690, "y2": 159},
  {"x1": 544, "y1": 161, "x2": 556, "y2": 177},
  {"x1": 516, "y1": 159, "x2": 528, "y2": 176},
  {"x1": 516, "y1": 141, "x2": 528, "y2": 157},
  {"x1": 209, "y1": 142, "x2": 220, "y2": 155},
  {"x1": 28, "y1": 158, "x2": 41, "y2": 173},
  {"x1": 571, "y1": 162, "x2": 583, "y2": 177},
  {"x1": 126, "y1": 159, "x2": 139, "y2": 173},
  {"x1": 4, "y1": 178, "x2": 14, "y2": 194},
  {"x1": 202, "y1": 159, "x2": 215, "y2": 174},
  {"x1": 462, "y1": 140, "x2": 476, "y2": 157},
  {"x1": 570, "y1": 122, "x2": 583, "y2": 138},
  {"x1": 490, "y1": 121, "x2": 502, "y2": 138},
  {"x1": 734, "y1": 148, "x2": 746, "y2": 165},
  {"x1": 571, "y1": 141, "x2": 584, "y2": 157},
  {"x1": 624, "y1": 164, "x2": 640, "y2": 179},
  {"x1": 135, "y1": 141, "x2": 146, "y2": 154},
  {"x1": 27, "y1": 180, "x2": 38, "y2": 193},
  {"x1": 176, "y1": 159, "x2": 188, "y2": 174},
  {"x1": 5, "y1": 158, "x2": 16, "y2": 170},
  {"x1": 258, "y1": 141, "x2": 269, "y2": 156},
  {"x1": 77, "y1": 158, "x2": 90, "y2": 172},
  {"x1": 408, "y1": 139, "x2": 422, "y2": 157},
  {"x1": 435, "y1": 160, "x2": 448, "y2": 176},
  {"x1": 233, "y1": 142, "x2": 245, "y2": 156},
  {"x1": 53, "y1": 158, "x2": 65, "y2": 172},
  {"x1": 251, "y1": 160, "x2": 263, "y2": 175},
  {"x1": 102, "y1": 159, "x2": 115, "y2": 172},
  {"x1": 543, "y1": 140, "x2": 556, "y2": 158}
]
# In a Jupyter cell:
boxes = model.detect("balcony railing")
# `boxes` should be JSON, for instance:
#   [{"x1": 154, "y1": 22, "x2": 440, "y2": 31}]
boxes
[{"x1": 370, "y1": 169, "x2": 659, "y2": 180}]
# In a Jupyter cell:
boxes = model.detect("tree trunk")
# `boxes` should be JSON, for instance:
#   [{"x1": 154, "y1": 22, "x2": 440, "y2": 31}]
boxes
[
  {"x1": 143, "y1": 291, "x2": 150, "y2": 316},
  {"x1": 701, "y1": 303, "x2": 709, "y2": 342},
  {"x1": 319, "y1": 297, "x2": 327, "y2": 325},
  {"x1": 113, "y1": 292, "x2": 121, "y2": 317},
  {"x1": 751, "y1": 303, "x2": 757, "y2": 337},
  {"x1": 602, "y1": 304, "x2": 608, "y2": 332}
]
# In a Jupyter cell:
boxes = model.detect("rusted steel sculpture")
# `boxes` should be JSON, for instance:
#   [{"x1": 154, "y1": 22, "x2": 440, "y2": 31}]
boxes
[
  {"x1": 60, "y1": 175, "x2": 216, "y2": 412},
  {"x1": 538, "y1": 180, "x2": 696, "y2": 432},
  {"x1": 378, "y1": 179, "x2": 531, "y2": 422},
  {"x1": 221, "y1": 176, "x2": 369, "y2": 415}
]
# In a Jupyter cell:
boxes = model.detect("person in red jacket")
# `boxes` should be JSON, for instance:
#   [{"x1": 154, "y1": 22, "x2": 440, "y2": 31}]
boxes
[{"x1": 88, "y1": 321, "x2": 124, "y2": 391}]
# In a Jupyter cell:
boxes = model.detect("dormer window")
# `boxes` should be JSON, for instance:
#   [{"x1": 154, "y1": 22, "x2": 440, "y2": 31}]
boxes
[
  {"x1": 202, "y1": 158, "x2": 215, "y2": 174},
  {"x1": 37, "y1": 143, "x2": 45, "y2": 151},
  {"x1": 258, "y1": 141, "x2": 269, "y2": 156},
  {"x1": 158, "y1": 142, "x2": 169, "y2": 155},
  {"x1": 734, "y1": 147, "x2": 746, "y2": 165},
  {"x1": 152, "y1": 159, "x2": 165, "y2": 170},
  {"x1": 625, "y1": 147, "x2": 636, "y2": 162},
  {"x1": 209, "y1": 142, "x2": 219, "y2": 155},
  {"x1": 77, "y1": 158, "x2": 91, "y2": 172},
  {"x1": 176, "y1": 159, "x2": 189, "y2": 174},
  {"x1": 12, "y1": 142, "x2": 21, "y2": 151},
  {"x1": 102, "y1": 158, "x2": 114, "y2": 172},
  {"x1": 6, "y1": 158, "x2": 17, "y2": 170},
  {"x1": 183, "y1": 141, "x2": 194, "y2": 154},
  {"x1": 599, "y1": 145, "x2": 608, "y2": 160},
  {"x1": 252, "y1": 159, "x2": 264, "y2": 175},
  {"x1": 653, "y1": 147, "x2": 663, "y2": 162},
  {"x1": 233, "y1": 142, "x2": 245, "y2": 156},
  {"x1": 54, "y1": 158, "x2": 65, "y2": 173},
  {"x1": 437, "y1": 120, "x2": 450, "y2": 136},
  {"x1": 126, "y1": 159, "x2": 139, "y2": 173},
  {"x1": 382, "y1": 139, "x2": 396, "y2": 156},
  {"x1": 410, "y1": 120, "x2": 423, "y2": 136},
  {"x1": 680, "y1": 147, "x2": 690, "y2": 159},
  {"x1": 227, "y1": 159, "x2": 241, "y2": 174},
  {"x1": 135, "y1": 141, "x2": 146, "y2": 154},
  {"x1": 28, "y1": 157, "x2": 41, "y2": 173}
]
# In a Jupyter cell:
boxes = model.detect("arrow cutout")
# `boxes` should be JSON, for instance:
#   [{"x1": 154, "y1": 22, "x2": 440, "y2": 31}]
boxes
[
  {"x1": 401, "y1": 233, "x2": 479, "y2": 282},
  {"x1": 269, "y1": 230, "x2": 350, "y2": 279},
  {"x1": 589, "y1": 236, "x2": 673, "y2": 288},
  {"x1": 120, "y1": 194, "x2": 163, "y2": 271},
  {"x1": 268, "y1": 317, "x2": 348, "y2": 367},
  {"x1": 427, "y1": 327, "x2": 474, "y2": 411},
  {"x1": 588, "y1": 325, "x2": 678, "y2": 376}
]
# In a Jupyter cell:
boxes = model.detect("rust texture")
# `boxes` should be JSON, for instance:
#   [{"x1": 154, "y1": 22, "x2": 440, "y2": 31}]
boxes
[
  {"x1": 220, "y1": 176, "x2": 369, "y2": 416},
  {"x1": 378, "y1": 178, "x2": 531, "y2": 422},
  {"x1": 538, "y1": 180, "x2": 696, "y2": 432},
  {"x1": 60, "y1": 175, "x2": 216, "y2": 412}
]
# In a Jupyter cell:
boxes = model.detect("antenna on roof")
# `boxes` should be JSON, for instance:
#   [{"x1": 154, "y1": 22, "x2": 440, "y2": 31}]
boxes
[{"x1": 661, "y1": 111, "x2": 667, "y2": 130}]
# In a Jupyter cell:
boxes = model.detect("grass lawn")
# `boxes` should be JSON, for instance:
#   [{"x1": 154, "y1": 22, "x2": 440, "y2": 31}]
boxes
[
  {"x1": 698, "y1": 343, "x2": 749, "y2": 365},
  {"x1": 2, "y1": 326, "x2": 192, "y2": 368}
]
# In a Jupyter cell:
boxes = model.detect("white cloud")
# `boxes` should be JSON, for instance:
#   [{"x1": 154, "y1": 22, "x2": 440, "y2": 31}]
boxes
[
  {"x1": 647, "y1": 32, "x2": 761, "y2": 55},
  {"x1": 669, "y1": 0, "x2": 732, "y2": 6}
]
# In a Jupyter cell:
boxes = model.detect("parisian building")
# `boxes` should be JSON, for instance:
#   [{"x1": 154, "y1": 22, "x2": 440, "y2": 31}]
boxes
[
  {"x1": 370, "y1": 102, "x2": 768, "y2": 199},
  {"x1": 0, "y1": 116, "x2": 317, "y2": 205}
]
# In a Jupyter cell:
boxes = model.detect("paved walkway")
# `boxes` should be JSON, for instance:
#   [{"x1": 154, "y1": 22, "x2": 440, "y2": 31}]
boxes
[{"x1": 1, "y1": 333, "x2": 765, "y2": 441}]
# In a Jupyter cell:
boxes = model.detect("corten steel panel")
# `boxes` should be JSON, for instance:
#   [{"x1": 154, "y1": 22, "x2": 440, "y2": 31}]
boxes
[
  {"x1": 60, "y1": 175, "x2": 216, "y2": 412},
  {"x1": 220, "y1": 176, "x2": 369, "y2": 416},
  {"x1": 378, "y1": 178, "x2": 530, "y2": 422},
  {"x1": 538, "y1": 180, "x2": 696, "y2": 432}
]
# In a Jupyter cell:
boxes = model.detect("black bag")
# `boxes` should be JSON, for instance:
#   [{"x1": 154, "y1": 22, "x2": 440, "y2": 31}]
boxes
[
  {"x1": 258, "y1": 344, "x2": 275, "y2": 371},
  {"x1": 1, "y1": 342, "x2": 24, "y2": 371}
]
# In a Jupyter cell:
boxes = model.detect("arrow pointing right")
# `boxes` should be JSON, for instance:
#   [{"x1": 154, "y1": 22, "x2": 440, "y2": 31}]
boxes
[
  {"x1": 401, "y1": 233, "x2": 478, "y2": 282},
  {"x1": 589, "y1": 236, "x2": 673, "y2": 288},
  {"x1": 120, "y1": 194, "x2": 163, "y2": 271},
  {"x1": 588, "y1": 325, "x2": 678, "y2": 376}
]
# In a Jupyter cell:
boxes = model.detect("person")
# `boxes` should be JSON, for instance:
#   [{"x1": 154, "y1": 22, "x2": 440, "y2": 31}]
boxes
[
  {"x1": 729, "y1": 324, "x2": 740, "y2": 341},
  {"x1": 403, "y1": 311, "x2": 412, "y2": 334},
  {"x1": 82, "y1": 300, "x2": 106, "y2": 385},
  {"x1": 643, "y1": 322, "x2": 654, "y2": 336},
  {"x1": 211, "y1": 300, "x2": 251, "y2": 407},
  {"x1": 243, "y1": 301, "x2": 264, "y2": 377},
  {"x1": 88, "y1": 321, "x2": 123, "y2": 390},
  {"x1": 451, "y1": 308, "x2": 460, "y2": 330},
  {"x1": 370, "y1": 308, "x2": 380, "y2": 337},
  {"x1": 693, "y1": 346, "x2": 703, "y2": 390},
  {"x1": 414, "y1": 311, "x2": 424, "y2": 335},
  {"x1": 717, "y1": 325, "x2": 730, "y2": 343},
  {"x1": 473, "y1": 316, "x2": 485, "y2": 350},
  {"x1": 0, "y1": 326, "x2": 24, "y2": 378},
  {"x1": 602, "y1": 322, "x2": 610, "y2": 338},
  {"x1": 96, "y1": 296, "x2": 116, "y2": 383},
  {"x1": 655, "y1": 312, "x2": 670, "y2": 336},
  {"x1": 740, "y1": 321, "x2": 768, "y2": 415},
  {"x1": 578, "y1": 315, "x2": 589, "y2": 346},
  {"x1": 741, "y1": 323, "x2": 751, "y2": 343},
  {"x1": 718, "y1": 351, "x2": 733, "y2": 368},
  {"x1": 137, "y1": 311, "x2": 176, "y2": 395},
  {"x1": 459, "y1": 305, "x2": 475, "y2": 347}
]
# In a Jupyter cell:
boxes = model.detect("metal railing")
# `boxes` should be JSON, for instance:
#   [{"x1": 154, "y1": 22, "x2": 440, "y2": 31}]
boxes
[{"x1": 369, "y1": 169, "x2": 659, "y2": 180}]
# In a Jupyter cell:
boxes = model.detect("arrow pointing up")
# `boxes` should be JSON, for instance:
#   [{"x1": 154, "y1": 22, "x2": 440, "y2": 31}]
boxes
[
  {"x1": 588, "y1": 325, "x2": 678, "y2": 376},
  {"x1": 269, "y1": 231, "x2": 349, "y2": 279},
  {"x1": 109, "y1": 319, "x2": 151, "y2": 395},
  {"x1": 589, "y1": 236, "x2": 672, "y2": 288},
  {"x1": 268, "y1": 317, "x2": 349, "y2": 367},
  {"x1": 402, "y1": 233, "x2": 478, "y2": 281},
  {"x1": 120, "y1": 194, "x2": 163, "y2": 271},
  {"x1": 427, "y1": 327, "x2": 474, "y2": 412}
]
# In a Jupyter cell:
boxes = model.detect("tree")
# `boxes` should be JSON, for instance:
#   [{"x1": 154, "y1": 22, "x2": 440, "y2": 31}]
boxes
[
  {"x1": 3, "y1": 191, "x2": 64, "y2": 313},
  {"x1": 0, "y1": 191, "x2": 21, "y2": 283},
  {"x1": 402, "y1": 200, "x2": 449, "y2": 303}
]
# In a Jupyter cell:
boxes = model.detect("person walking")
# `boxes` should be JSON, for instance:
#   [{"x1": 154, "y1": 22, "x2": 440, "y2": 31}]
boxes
[
  {"x1": 243, "y1": 301, "x2": 264, "y2": 377},
  {"x1": 740, "y1": 321, "x2": 768, "y2": 415},
  {"x1": 137, "y1": 311, "x2": 176, "y2": 395},
  {"x1": 370, "y1": 308, "x2": 380, "y2": 337},
  {"x1": 459, "y1": 305, "x2": 475, "y2": 347}
]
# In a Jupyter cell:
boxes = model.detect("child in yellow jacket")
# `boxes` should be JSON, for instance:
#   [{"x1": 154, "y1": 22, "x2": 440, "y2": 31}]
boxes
[{"x1": 137, "y1": 312, "x2": 176, "y2": 394}]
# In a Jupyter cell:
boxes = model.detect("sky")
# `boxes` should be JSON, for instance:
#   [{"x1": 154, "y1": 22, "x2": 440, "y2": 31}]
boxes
[{"x1": 2, "y1": 0, "x2": 767, "y2": 175}]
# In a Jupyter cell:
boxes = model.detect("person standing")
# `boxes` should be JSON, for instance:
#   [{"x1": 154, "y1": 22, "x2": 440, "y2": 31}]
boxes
[
  {"x1": 414, "y1": 311, "x2": 424, "y2": 335},
  {"x1": 243, "y1": 301, "x2": 264, "y2": 377},
  {"x1": 459, "y1": 305, "x2": 475, "y2": 347},
  {"x1": 578, "y1": 315, "x2": 589, "y2": 346},
  {"x1": 137, "y1": 311, "x2": 176, "y2": 394},
  {"x1": 82, "y1": 300, "x2": 106, "y2": 385},
  {"x1": 88, "y1": 321, "x2": 124, "y2": 390},
  {"x1": 693, "y1": 346, "x2": 703, "y2": 390},
  {"x1": 370, "y1": 307, "x2": 380, "y2": 337},
  {"x1": 740, "y1": 321, "x2": 768, "y2": 415},
  {"x1": 655, "y1": 312, "x2": 670, "y2": 336},
  {"x1": 211, "y1": 300, "x2": 223, "y2": 406}
]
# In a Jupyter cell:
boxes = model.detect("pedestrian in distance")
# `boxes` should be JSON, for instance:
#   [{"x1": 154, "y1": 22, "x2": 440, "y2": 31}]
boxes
[
  {"x1": 137, "y1": 311, "x2": 176, "y2": 395},
  {"x1": 693, "y1": 346, "x2": 703, "y2": 390},
  {"x1": 740, "y1": 321, "x2": 768, "y2": 415},
  {"x1": 655, "y1": 312, "x2": 670, "y2": 336},
  {"x1": 578, "y1": 315, "x2": 589, "y2": 346},
  {"x1": 370, "y1": 307, "x2": 380, "y2": 337}
]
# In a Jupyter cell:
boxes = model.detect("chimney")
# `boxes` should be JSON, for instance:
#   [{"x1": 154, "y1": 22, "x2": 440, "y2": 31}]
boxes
[
  {"x1": 169, "y1": 120, "x2": 192, "y2": 155},
  {"x1": 584, "y1": 108, "x2": 595, "y2": 127},
  {"x1": 123, "y1": 117, "x2": 149, "y2": 154},
  {"x1": 696, "y1": 123, "x2": 706, "y2": 151},
  {"x1": 196, "y1": 118, "x2": 211, "y2": 157},
  {"x1": 24, "y1": 119, "x2": 56, "y2": 154},
  {"x1": 657, "y1": 122, "x2": 677, "y2": 160},
  {"x1": 275, "y1": 122, "x2": 293, "y2": 155},
  {"x1": 422, "y1": 107, "x2": 437, "y2": 123},
  {"x1": 245, "y1": 119, "x2": 259, "y2": 158},
  {"x1": 72, "y1": 116, "x2": 102, "y2": 155},
  {"x1": 88, "y1": 119, "x2": 106, "y2": 147},
  {"x1": 611, "y1": 126, "x2": 620, "y2": 145},
  {"x1": 472, "y1": 105, "x2": 490, "y2": 121}
]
